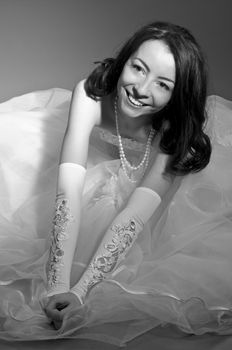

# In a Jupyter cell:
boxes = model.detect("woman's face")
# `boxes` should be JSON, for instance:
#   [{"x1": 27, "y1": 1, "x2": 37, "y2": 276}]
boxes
[{"x1": 116, "y1": 39, "x2": 176, "y2": 119}]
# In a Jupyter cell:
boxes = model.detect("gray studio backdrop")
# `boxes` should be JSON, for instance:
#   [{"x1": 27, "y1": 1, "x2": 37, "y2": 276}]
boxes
[{"x1": 0, "y1": 0, "x2": 231, "y2": 102}]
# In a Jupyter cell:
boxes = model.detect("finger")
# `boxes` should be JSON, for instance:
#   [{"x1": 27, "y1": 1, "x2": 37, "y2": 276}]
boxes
[
  {"x1": 56, "y1": 302, "x2": 70, "y2": 311},
  {"x1": 52, "y1": 319, "x2": 63, "y2": 330},
  {"x1": 46, "y1": 297, "x2": 59, "y2": 311},
  {"x1": 58, "y1": 303, "x2": 75, "y2": 316},
  {"x1": 46, "y1": 297, "x2": 68, "y2": 314},
  {"x1": 46, "y1": 307, "x2": 63, "y2": 321}
]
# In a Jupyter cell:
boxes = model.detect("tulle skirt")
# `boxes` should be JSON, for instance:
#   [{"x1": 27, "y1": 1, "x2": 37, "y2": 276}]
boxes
[{"x1": 0, "y1": 89, "x2": 232, "y2": 345}]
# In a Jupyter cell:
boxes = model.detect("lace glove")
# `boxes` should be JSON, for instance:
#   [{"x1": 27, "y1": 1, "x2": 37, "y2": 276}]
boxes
[
  {"x1": 46, "y1": 163, "x2": 86, "y2": 297},
  {"x1": 70, "y1": 186, "x2": 161, "y2": 304}
]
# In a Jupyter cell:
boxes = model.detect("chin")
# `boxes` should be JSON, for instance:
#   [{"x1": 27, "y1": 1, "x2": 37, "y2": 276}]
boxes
[
  {"x1": 118, "y1": 90, "x2": 143, "y2": 117},
  {"x1": 119, "y1": 101, "x2": 143, "y2": 118}
]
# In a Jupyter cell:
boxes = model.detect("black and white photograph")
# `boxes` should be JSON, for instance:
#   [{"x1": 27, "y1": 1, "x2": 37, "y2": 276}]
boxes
[{"x1": 0, "y1": 1, "x2": 231, "y2": 349}]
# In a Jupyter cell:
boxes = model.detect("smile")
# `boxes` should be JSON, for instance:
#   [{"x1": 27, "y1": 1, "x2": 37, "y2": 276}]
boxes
[{"x1": 126, "y1": 90, "x2": 146, "y2": 108}]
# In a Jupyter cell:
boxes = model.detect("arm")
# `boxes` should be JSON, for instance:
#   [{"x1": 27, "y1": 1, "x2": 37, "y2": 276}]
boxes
[
  {"x1": 46, "y1": 80, "x2": 101, "y2": 297},
  {"x1": 70, "y1": 151, "x2": 173, "y2": 304}
]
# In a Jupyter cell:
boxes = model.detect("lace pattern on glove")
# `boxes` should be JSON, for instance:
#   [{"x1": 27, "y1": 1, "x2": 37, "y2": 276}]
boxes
[
  {"x1": 73, "y1": 218, "x2": 139, "y2": 301},
  {"x1": 47, "y1": 198, "x2": 73, "y2": 288}
]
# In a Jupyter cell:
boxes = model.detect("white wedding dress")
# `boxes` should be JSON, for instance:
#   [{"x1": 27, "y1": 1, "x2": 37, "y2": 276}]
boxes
[{"x1": 0, "y1": 88, "x2": 232, "y2": 346}]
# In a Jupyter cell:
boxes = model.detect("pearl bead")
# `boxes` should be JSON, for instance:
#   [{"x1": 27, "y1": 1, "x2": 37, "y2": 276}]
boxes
[{"x1": 114, "y1": 96, "x2": 155, "y2": 183}]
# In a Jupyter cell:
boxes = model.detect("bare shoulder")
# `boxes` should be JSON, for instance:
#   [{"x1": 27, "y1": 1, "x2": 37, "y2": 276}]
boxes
[
  {"x1": 60, "y1": 80, "x2": 101, "y2": 164},
  {"x1": 69, "y1": 79, "x2": 101, "y2": 128},
  {"x1": 73, "y1": 79, "x2": 87, "y2": 96}
]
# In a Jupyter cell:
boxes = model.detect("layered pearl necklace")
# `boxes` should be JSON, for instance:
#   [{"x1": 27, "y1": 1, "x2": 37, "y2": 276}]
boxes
[{"x1": 114, "y1": 96, "x2": 155, "y2": 183}]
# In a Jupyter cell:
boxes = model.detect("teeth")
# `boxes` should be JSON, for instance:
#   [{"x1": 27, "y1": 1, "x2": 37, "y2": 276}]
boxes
[{"x1": 128, "y1": 93, "x2": 143, "y2": 107}]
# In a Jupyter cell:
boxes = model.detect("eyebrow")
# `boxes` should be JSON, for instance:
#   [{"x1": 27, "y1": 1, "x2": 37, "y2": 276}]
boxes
[{"x1": 134, "y1": 57, "x2": 175, "y2": 84}]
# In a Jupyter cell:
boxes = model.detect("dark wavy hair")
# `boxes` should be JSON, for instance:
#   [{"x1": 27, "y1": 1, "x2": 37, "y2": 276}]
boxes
[{"x1": 85, "y1": 21, "x2": 211, "y2": 175}]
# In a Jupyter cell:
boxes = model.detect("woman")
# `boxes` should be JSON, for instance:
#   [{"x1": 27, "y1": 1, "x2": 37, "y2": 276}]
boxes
[{"x1": 0, "y1": 21, "x2": 232, "y2": 345}]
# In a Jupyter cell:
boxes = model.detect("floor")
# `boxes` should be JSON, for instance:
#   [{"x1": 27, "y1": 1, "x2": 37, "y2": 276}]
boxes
[{"x1": 1, "y1": 328, "x2": 232, "y2": 350}]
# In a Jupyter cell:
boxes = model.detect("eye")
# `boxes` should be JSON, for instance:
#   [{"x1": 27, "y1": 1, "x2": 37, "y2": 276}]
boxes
[
  {"x1": 132, "y1": 64, "x2": 146, "y2": 75},
  {"x1": 158, "y1": 81, "x2": 170, "y2": 91}
]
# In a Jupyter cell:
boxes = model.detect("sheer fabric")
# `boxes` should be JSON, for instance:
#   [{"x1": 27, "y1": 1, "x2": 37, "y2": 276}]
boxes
[{"x1": 0, "y1": 89, "x2": 232, "y2": 345}]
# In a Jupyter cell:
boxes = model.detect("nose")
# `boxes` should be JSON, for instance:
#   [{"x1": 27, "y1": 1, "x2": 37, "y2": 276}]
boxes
[{"x1": 133, "y1": 80, "x2": 151, "y2": 99}]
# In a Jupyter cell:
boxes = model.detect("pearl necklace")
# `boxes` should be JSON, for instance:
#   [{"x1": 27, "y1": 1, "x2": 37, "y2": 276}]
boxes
[{"x1": 114, "y1": 96, "x2": 155, "y2": 183}]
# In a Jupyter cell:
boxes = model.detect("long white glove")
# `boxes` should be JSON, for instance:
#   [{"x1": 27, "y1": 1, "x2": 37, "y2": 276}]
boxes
[
  {"x1": 70, "y1": 186, "x2": 161, "y2": 304},
  {"x1": 46, "y1": 162, "x2": 86, "y2": 297}
]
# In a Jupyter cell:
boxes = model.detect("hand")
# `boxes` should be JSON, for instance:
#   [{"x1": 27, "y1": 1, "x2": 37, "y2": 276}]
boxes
[{"x1": 45, "y1": 292, "x2": 81, "y2": 329}]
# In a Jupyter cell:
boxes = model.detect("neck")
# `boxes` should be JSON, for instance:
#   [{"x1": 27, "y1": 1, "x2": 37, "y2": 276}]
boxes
[
  {"x1": 114, "y1": 94, "x2": 156, "y2": 183},
  {"x1": 110, "y1": 92, "x2": 152, "y2": 143}
]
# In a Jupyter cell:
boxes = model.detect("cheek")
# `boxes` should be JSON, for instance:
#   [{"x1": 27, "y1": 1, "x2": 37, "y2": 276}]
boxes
[
  {"x1": 117, "y1": 74, "x2": 124, "y2": 92},
  {"x1": 118, "y1": 67, "x2": 137, "y2": 87},
  {"x1": 154, "y1": 90, "x2": 172, "y2": 108}
]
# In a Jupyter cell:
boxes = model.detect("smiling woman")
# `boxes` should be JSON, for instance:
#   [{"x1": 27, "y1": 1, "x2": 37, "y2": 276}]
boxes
[
  {"x1": 116, "y1": 40, "x2": 175, "y2": 120},
  {"x1": 0, "y1": 21, "x2": 232, "y2": 347},
  {"x1": 85, "y1": 21, "x2": 210, "y2": 174}
]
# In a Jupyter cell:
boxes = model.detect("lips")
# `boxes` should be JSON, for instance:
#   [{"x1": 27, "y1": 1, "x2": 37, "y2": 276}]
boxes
[{"x1": 125, "y1": 90, "x2": 148, "y2": 108}]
